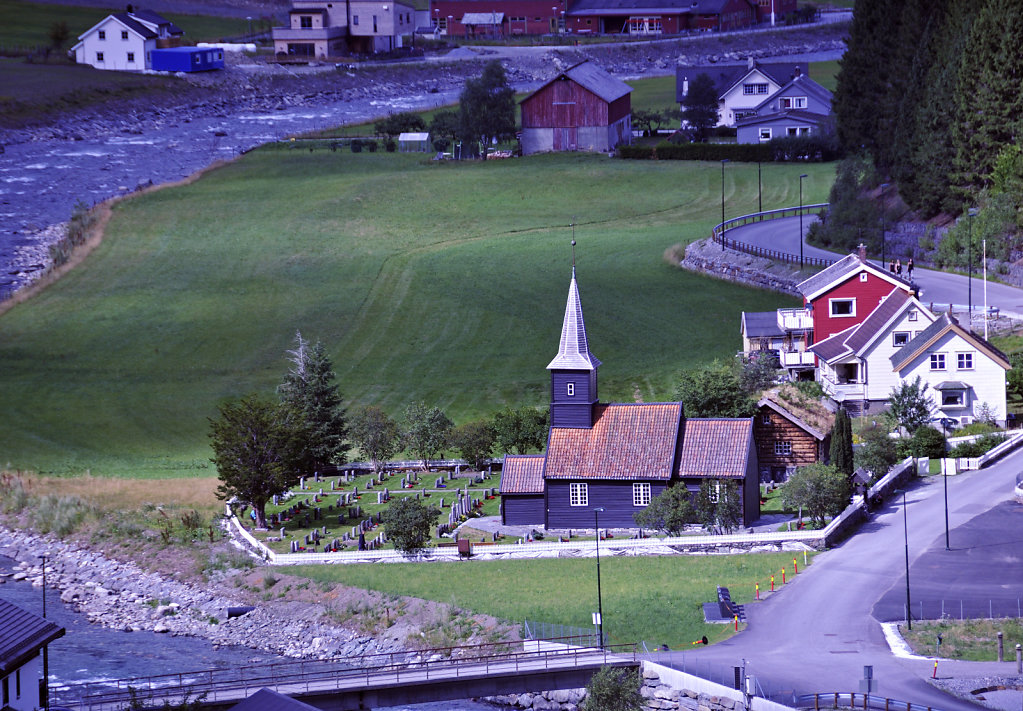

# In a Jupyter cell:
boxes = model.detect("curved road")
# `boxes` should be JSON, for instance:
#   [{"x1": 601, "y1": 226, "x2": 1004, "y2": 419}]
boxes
[
  {"x1": 729, "y1": 215, "x2": 1023, "y2": 318},
  {"x1": 656, "y1": 449, "x2": 1023, "y2": 709}
]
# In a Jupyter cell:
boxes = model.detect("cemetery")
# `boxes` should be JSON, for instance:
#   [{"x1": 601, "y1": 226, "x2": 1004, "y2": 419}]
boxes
[{"x1": 233, "y1": 465, "x2": 505, "y2": 555}]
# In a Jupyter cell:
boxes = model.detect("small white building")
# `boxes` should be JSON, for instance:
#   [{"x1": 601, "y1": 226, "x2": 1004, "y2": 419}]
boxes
[
  {"x1": 1, "y1": 599, "x2": 65, "y2": 711},
  {"x1": 71, "y1": 8, "x2": 184, "y2": 71}
]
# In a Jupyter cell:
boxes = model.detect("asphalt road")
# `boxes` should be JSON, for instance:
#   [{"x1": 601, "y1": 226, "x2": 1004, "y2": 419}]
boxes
[
  {"x1": 656, "y1": 448, "x2": 1023, "y2": 710},
  {"x1": 728, "y1": 216, "x2": 1023, "y2": 318}
]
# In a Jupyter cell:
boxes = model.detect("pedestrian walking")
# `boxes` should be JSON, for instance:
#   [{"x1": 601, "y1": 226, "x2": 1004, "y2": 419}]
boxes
[
  {"x1": 889, "y1": 259, "x2": 895, "y2": 273},
  {"x1": 895, "y1": 259, "x2": 902, "y2": 275},
  {"x1": 907, "y1": 257, "x2": 914, "y2": 279}
]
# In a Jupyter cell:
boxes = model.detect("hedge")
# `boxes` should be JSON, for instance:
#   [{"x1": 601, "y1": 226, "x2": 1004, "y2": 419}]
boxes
[{"x1": 617, "y1": 135, "x2": 840, "y2": 163}]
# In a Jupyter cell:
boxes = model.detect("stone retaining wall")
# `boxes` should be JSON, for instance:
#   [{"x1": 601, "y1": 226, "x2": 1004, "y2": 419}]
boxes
[{"x1": 680, "y1": 240, "x2": 802, "y2": 297}]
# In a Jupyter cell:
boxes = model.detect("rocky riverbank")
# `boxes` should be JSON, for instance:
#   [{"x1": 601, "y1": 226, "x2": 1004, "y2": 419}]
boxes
[{"x1": 0, "y1": 525, "x2": 512, "y2": 662}]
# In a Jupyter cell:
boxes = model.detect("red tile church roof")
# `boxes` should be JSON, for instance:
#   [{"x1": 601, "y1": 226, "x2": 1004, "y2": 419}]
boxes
[
  {"x1": 544, "y1": 402, "x2": 683, "y2": 480},
  {"x1": 676, "y1": 418, "x2": 754, "y2": 478},
  {"x1": 499, "y1": 454, "x2": 546, "y2": 494}
]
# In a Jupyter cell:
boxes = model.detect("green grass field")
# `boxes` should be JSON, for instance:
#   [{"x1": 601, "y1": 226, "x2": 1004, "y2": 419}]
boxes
[
  {"x1": 291, "y1": 551, "x2": 811, "y2": 647},
  {"x1": 0, "y1": 149, "x2": 833, "y2": 478},
  {"x1": 0, "y1": 0, "x2": 251, "y2": 49}
]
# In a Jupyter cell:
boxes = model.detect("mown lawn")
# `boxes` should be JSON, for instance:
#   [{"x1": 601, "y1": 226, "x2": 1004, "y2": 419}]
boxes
[
  {"x1": 0, "y1": 150, "x2": 833, "y2": 477},
  {"x1": 292, "y1": 551, "x2": 812, "y2": 647}
]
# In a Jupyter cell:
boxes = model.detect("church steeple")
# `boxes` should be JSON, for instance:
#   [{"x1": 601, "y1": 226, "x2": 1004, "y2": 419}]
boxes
[{"x1": 547, "y1": 264, "x2": 600, "y2": 428}]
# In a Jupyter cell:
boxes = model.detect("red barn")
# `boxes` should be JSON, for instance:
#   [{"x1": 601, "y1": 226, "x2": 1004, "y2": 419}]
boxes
[{"x1": 520, "y1": 61, "x2": 632, "y2": 154}]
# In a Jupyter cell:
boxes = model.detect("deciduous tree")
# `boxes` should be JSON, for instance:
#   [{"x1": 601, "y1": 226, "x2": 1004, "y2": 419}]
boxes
[
  {"x1": 632, "y1": 484, "x2": 695, "y2": 536},
  {"x1": 402, "y1": 401, "x2": 453, "y2": 468},
  {"x1": 780, "y1": 463, "x2": 850, "y2": 528},
  {"x1": 888, "y1": 376, "x2": 933, "y2": 433},
  {"x1": 681, "y1": 73, "x2": 718, "y2": 142},
  {"x1": 209, "y1": 395, "x2": 313, "y2": 529},
  {"x1": 349, "y1": 406, "x2": 400, "y2": 474},
  {"x1": 383, "y1": 496, "x2": 440, "y2": 556},
  {"x1": 675, "y1": 361, "x2": 755, "y2": 418},
  {"x1": 855, "y1": 426, "x2": 899, "y2": 479},
  {"x1": 459, "y1": 60, "x2": 516, "y2": 158},
  {"x1": 583, "y1": 666, "x2": 643, "y2": 711},
  {"x1": 448, "y1": 419, "x2": 496, "y2": 471},
  {"x1": 493, "y1": 406, "x2": 549, "y2": 454},
  {"x1": 693, "y1": 480, "x2": 742, "y2": 533}
]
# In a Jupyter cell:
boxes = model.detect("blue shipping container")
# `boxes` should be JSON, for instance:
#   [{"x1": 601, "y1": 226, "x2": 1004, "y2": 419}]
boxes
[{"x1": 151, "y1": 47, "x2": 224, "y2": 72}]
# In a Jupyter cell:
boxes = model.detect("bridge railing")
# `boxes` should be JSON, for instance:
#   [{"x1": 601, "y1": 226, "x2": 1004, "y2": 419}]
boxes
[
  {"x1": 711, "y1": 203, "x2": 833, "y2": 267},
  {"x1": 795, "y1": 692, "x2": 952, "y2": 711},
  {"x1": 58, "y1": 641, "x2": 639, "y2": 711}
]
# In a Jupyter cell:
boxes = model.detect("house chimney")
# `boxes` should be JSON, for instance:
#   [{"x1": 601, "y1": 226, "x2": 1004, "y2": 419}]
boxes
[
  {"x1": 794, "y1": 64, "x2": 802, "y2": 78},
  {"x1": 857, "y1": 243, "x2": 867, "y2": 263},
  {"x1": 747, "y1": 56, "x2": 754, "y2": 70},
  {"x1": 126, "y1": 3, "x2": 133, "y2": 11}
]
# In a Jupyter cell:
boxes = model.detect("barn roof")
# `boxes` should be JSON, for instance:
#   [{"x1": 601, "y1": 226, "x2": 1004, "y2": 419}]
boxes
[
  {"x1": 571, "y1": 0, "x2": 752, "y2": 15},
  {"x1": 547, "y1": 267, "x2": 602, "y2": 371},
  {"x1": 523, "y1": 61, "x2": 632, "y2": 106},
  {"x1": 545, "y1": 402, "x2": 683, "y2": 480},
  {"x1": 500, "y1": 454, "x2": 546, "y2": 494},
  {"x1": 0, "y1": 598, "x2": 65, "y2": 675},
  {"x1": 676, "y1": 418, "x2": 753, "y2": 478}
]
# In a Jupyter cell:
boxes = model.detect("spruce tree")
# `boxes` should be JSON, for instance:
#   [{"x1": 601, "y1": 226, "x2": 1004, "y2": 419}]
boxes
[
  {"x1": 829, "y1": 408, "x2": 854, "y2": 477},
  {"x1": 952, "y1": 0, "x2": 1023, "y2": 202}
]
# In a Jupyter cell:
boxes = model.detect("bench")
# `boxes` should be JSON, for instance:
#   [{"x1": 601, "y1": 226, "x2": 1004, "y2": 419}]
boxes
[{"x1": 717, "y1": 586, "x2": 745, "y2": 621}]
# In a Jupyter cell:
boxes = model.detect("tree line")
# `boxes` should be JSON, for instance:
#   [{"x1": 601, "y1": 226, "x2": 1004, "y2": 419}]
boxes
[
  {"x1": 820, "y1": 0, "x2": 1023, "y2": 261},
  {"x1": 209, "y1": 332, "x2": 548, "y2": 528}
]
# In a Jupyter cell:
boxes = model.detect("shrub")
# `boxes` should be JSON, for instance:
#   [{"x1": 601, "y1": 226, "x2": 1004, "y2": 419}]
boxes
[
  {"x1": 911, "y1": 426, "x2": 946, "y2": 458},
  {"x1": 617, "y1": 144, "x2": 654, "y2": 159},
  {"x1": 433, "y1": 138, "x2": 450, "y2": 152},
  {"x1": 385, "y1": 140, "x2": 396, "y2": 153},
  {"x1": 949, "y1": 433, "x2": 1005, "y2": 458},
  {"x1": 30, "y1": 494, "x2": 92, "y2": 537},
  {"x1": 367, "y1": 141, "x2": 378, "y2": 153},
  {"x1": 350, "y1": 139, "x2": 363, "y2": 153}
]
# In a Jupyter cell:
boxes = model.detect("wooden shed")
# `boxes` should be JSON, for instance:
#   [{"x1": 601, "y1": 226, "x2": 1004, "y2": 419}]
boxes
[
  {"x1": 754, "y1": 389, "x2": 834, "y2": 482},
  {"x1": 500, "y1": 454, "x2": 546, "y2": 525},
  {"x1": 519, "y1": 61, "x2": 632, "y2": 155}
]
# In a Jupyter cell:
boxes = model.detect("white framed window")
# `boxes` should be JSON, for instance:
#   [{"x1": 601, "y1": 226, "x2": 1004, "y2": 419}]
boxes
[
  {"x1": 121, "y1": 30, "x2": 129, "y2": 39},
  {"x1": 567, "y1": 382, "x2": 575, "y2": 397},
  {"x1": 98, "y1": 30, "x2": 106, "y2": 40},
  {"x1": 787, "y1": 127, "x2": 798, "y2": 136},
  {"x1": 893, "y1": 332, "x2": 910, "y2": 346},
  {"x1": 743, "y1": 83, "x2": 769, "y2": 95},
  {"x1": 708, "y1": 481, "x2": 721, "y2": 503},
  {"x1": 759, "y1": 127, "x2": 772, "y2": 141},
  {"x1": 942, "y1": 390, "x2": 965, "y2": 407},
  {"x1": 96, "y1": 51, "x2": 104, "y2": 61},
  {"x1": 908, "y1": 310, "x2": 918, "y2": 321},
  {"x1": 300, "y1": 15, "x2": 313, "y2": 28},
  {"x1": 353, "y1": 15, "x2": 359, "y2": 25},
  {"x1": 126, "y1": 52, "x2": 134, "y2": 62},
  {"x1": 774, "y1": 441, "x2": 792, "y2": 456},
  {"x1": 930, "y1": 353, "x2": 946, "y2": 370},
  {"x1": 633, "y1": 482, "x2": 651, "y2": 507},
  {"x1": 957, "y1": 352, "x2": 974, "y2": 370},
  {"x1": 569, "y1": 482, "x2": 588, "y2": 507},
  {"x1": 829, "y1": 298, "x2": 856, "y2": 317},
  {"x1": 860, "y1": 273, "x2": 868, "y2": 283}
]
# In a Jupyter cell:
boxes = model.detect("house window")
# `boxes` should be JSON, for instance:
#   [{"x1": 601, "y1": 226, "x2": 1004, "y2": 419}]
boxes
[
  {"x1": 633, "y1": 482, "x2": 651, "y2": 507},
  {"x1": 300, "y1": 15, "x2": 313, "y2": 28},
  {"x1": 566, "y1": 382, "x2": 575, "y2": 396},
  {"x1": 373, "y1": 15, "x2": 378, "y2": 32},
  {"x1": 892, "y1": 332, "x2": 910, "y2": 346},
  {"x1": 781, "y1": 96, "x2": 807, "y2": 109},
  {"x1": 127, "y1": 51, "x2": 135, "y2": 62},
  {"x1": 830, "y1": 298, "x2": 855, "y2": 317},
  {"x1": 436, "y1": 16, "x2": 447, "y2": 30},
  {"x1": 569, "y1": 482, "x2": 588, "y2": 507},
  {"x1": 708, "y1": 481, "x2": 721, "y2": 503},
  {"x1": 787, "y1": 127, "x2": 798, "y2": 136},
  {"x1": 860, "y1": 273, "x2": 868, "y2": 282},
  {"x1": 774, "y1": 441, "x2": 792, "y2": 456},
  {"x1": 761, "y1": 413, "x2": 771, "y2": 424},
  {"x1": 743, "y1": 82, "x2": 769, "y2": 95},
  {"x1": 120, "y1": 30, "x2": 129, "y2": 40},
  {"x1": 908, "y1": 310, "x2": 918, "y2": 321},
  {"x1": 941, "y1": 390, "x2": 965, "y2": 407},
  {"x1": 759, "y1": 128, "x2": 772, "y2": 141},
  {"x1": 353, "y1": 15, "x2": 359, "y2": 25},
  {"x1": 930, "y1": 353, "x2": 946, "y2": 370},
  {"x1": 96, "y1": 51, "x2": 104, "y2": 61},
  {"x1": 98, "y1": 30, "x2": 106, "y2": 40}
]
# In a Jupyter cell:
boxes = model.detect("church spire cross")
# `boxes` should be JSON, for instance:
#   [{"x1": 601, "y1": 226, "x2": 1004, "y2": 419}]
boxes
[{"x1": 547, "y1": 248, "x2": 600, "y2": 372}]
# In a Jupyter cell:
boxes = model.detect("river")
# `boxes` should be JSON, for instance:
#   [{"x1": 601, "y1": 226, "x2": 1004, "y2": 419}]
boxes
[{"x1": 0, "y1": 554, "x2": 505, "y2": 711}]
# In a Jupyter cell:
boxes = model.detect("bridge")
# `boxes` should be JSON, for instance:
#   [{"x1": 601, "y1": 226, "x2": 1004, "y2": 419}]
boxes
[{"x1": 53, "y1": 641, "x2": 640, "y2": 711}]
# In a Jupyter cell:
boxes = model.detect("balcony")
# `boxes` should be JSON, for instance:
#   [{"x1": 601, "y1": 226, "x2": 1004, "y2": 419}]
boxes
[
  {"x1": 272, "y1": 26, "x2": 347, "y2": 41},
  {"x1": 777, "y1": 308, "x2": 812, "y2": 332},
  {"x1": 780, "y1": 351, "x2": 815, "y2": 368}
]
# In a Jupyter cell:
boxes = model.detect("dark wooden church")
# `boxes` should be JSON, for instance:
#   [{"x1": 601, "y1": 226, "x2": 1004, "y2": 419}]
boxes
[{"x1": 500, "y1": 269, "x2": 760, "y2": 530}]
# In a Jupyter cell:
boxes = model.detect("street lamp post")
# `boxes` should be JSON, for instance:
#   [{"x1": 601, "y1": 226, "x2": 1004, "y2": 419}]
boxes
[
  {"x1": 880, "y1": 182, "x2": 889, "y2": 266},
  {"x1": 799, "y1": 173, "x2": 808, "y2": 269},
  {"x1": 897, "y1": 490, "x2": 912, "y2": 630},
  {"x1": 757, "y1": 160, "x2": 762, "y2": 215},
  {"x1": 968, "y1": 207, "x2": 978, "y2": 316},
  {"x1": 594, "y1": 507, "x2": 605, "y2": 648},
  {"x1": 39, "y1": 554, "x2": 49, "y2": 710},
  {"x1": 720, "y1": 159, "x2": 729, "y2": 251},
  {"x1": 941, "y1": 419, "x2": 950, "y2": 550}
]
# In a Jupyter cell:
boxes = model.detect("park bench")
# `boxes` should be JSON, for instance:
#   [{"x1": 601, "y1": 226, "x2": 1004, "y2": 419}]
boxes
[{"x1": 717, "y1": 586, "x2": 746, "y2": 622}]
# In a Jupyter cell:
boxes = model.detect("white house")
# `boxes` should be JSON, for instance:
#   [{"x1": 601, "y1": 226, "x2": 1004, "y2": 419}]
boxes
[
  {"x1": 810, "y1": 289, "x2": 939, "y2": 415},
  {"x1": 71, "y1": 9, "x2": 183, "y2": 71},
  {"x1": 676, "y1": 58, "x2": 808, "y2": 128},
  {"x1": 0, "y1": 599, "x2": 65, "y2": 711},
  {"x1": 273, "y1": 0, "x2": 415, "y2": 57},
  {"x1": 890, "y1": 313, "x2": 1011, "y2": 426}
]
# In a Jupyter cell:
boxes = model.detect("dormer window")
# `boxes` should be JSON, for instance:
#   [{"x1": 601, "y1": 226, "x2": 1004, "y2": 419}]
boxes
[{"x1": 567, "y1": 383, "x2": 575, "y2": 397}]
